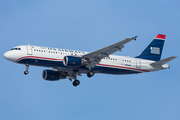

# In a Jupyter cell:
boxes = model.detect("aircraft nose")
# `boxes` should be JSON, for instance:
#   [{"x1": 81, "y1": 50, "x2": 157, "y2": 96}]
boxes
[{"x1": 4, "y1": 51, "x2": 10, "y2": 60}]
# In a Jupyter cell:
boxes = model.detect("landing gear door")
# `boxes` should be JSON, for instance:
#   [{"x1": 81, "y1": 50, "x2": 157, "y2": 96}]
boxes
[
  {"x1": 136, "y1": 59, "x2": 141, "y2": 68},
  {"x1": 27, "y1": 44, "x2": 33, "y2": 55}
]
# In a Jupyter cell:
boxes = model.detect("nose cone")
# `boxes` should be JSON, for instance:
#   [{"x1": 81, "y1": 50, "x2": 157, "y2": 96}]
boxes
[
  {"x1": 4, "y1": 51, "x2": 10, "y2": 60},
  {"x1": 4, "y1": 51, "x2": 19, "y2": 62}
]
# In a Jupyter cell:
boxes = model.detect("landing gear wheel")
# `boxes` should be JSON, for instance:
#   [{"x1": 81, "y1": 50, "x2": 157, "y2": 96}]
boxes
[
  {"x1": 73, "y1": 80, "x2": 80, "y2": 87},
  {"x1": 87, "y1": 71, "x2": 94, "y2": 78},
  {"x1": 24, "y1": 63, "x2": 29, "y2": 75},
  {"x1": 24, "y1": 70, "x2": 29, "y2": 75}
]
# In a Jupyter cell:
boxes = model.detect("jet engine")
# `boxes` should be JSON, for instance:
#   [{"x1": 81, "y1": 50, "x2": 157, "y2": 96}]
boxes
[
  {"x1": 42, "y1": 70, "x2": 66, "y2": 81},
  {"x1": 63, "y1": 56, "x2": 87, "y2": 67}
]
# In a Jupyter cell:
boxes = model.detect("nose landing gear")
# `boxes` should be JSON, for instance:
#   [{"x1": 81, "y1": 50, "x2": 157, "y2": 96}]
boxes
[
  {"x1": 24, "y1": 64, "x2": 29, "y2": 75},
  {"x1": 24, "y1": 70, "x2": 29, "y2": 75}
]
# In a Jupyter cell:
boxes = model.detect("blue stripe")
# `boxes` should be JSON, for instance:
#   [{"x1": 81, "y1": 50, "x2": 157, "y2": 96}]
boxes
[{"x1": 17, "y1": 58, "x2": 142, "y2": 75}]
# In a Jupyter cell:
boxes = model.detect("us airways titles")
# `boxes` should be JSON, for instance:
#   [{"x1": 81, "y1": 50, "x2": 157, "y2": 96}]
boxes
[{"x1": 47, "y1": 47, "x2": 86, "y2": 54}]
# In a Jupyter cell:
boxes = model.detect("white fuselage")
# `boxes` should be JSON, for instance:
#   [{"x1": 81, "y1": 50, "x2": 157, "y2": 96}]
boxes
[{"x1": 4, "y1": 45, "x2": 169, "y2": 75}]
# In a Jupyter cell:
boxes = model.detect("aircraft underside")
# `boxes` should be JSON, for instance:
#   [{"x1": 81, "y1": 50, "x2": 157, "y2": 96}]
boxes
[{"x1": 17, "y1": 58, "x2": 143, "y2": 75}]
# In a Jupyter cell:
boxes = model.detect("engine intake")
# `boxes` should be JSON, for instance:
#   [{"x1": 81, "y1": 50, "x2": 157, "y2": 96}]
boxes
[
  {"x1": 42, "y1": 70, "x2": 66, "y2": 81},
  {"x1": 63, "y1": 56, "x2": 87, "y2": 67}
]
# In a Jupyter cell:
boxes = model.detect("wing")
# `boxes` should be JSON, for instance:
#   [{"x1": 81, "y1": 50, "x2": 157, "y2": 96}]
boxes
[{"x1": 82, "y1": 36, "x2": 137, "y2": 69}]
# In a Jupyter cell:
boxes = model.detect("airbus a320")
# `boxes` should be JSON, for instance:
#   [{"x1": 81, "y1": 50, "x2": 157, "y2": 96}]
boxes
[{"x1": 4, "y1": 34, "x2": 177, "y2": 86}]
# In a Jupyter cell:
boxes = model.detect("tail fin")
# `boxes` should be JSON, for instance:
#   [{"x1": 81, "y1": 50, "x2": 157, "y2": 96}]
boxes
[{"x1": 136, "y1": 34, "x2": 166, "y2": 61}]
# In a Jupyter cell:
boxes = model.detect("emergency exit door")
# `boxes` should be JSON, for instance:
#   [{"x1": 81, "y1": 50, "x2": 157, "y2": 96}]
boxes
[{"x1": 136, "y1": 59, "x2": 141, "y2": 68}]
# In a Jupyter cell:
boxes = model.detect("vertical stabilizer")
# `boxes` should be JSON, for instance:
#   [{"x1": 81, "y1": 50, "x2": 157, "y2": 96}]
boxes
[{"x1": 136, "y1": 34, "x2": 166, "y2": 61}]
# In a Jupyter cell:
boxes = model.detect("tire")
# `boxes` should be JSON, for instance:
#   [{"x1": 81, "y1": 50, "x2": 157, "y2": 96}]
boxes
[
  {"x1": 24, "y1": 70, "x2": 29, "y2": 75},
  {"x1": 73, "y1": 80, "x2": 80, "y2": 86},
  {"x1": 87, "y1": 71, "x2": 94, "y2": 78}
]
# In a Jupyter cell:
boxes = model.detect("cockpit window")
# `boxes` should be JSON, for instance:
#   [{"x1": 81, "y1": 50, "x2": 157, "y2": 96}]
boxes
[{"x1": 10, "y1": 48, "x2": 21, "y2": 51}]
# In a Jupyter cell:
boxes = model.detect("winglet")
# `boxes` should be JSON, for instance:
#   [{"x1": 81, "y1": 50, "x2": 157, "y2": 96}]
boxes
[{"x1": 132, "y1": 36, "x2": 137, "y2": 41}]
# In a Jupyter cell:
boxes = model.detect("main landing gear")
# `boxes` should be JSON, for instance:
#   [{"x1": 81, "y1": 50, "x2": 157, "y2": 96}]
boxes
[
  {"x1": 24, "y1": 64, "x2": 29, "y2": 75},
  {"x1": 71, "y1": 71, "x2": 94, "y2": 87},
  {"x1": 72, "y1": 80, "x2": 80, "y2": 87},
  {"x1": 68, "y1": 73, "x2": 80, "y2": 87},
  {"x1": 69, "y1": 79, "x2": 80, "y2": 87},
  {"x1": 87, "y1": 71, "x2": 94, "y2": 78}
]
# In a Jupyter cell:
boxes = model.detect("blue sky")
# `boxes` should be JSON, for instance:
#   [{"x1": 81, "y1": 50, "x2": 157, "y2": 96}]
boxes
[{"x1": 1, "y1": 0, "x2": 180, "y2": 120}]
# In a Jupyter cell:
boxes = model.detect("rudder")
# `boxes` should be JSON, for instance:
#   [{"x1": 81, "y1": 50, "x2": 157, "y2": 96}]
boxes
[{"x1": 136, "y1": 34, "x2": 166, "y2": 61}]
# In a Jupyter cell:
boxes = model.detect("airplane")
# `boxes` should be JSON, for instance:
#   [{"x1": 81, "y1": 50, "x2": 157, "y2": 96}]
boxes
[{"x1": 4, "y1": 34, "x2": 177, "y2": 87}]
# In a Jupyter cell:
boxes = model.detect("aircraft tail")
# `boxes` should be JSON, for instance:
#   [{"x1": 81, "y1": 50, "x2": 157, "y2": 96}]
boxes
[{"x1": 136, "y1": 34, "x2": 166, "y2": 61}]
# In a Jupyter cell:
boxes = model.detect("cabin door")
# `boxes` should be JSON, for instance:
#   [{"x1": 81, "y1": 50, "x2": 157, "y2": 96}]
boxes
[{"x1": 27, "y1": 44, "x2": 33, "y2": 55}]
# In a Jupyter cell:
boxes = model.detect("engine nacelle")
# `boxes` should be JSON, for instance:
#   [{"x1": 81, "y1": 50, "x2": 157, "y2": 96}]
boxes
[
  {"x1": 63, "y1": 56, "x2": 85, "y2": 67},
  {"x1": 42, "y1": 70, "x2": 66, "y2": 81}
]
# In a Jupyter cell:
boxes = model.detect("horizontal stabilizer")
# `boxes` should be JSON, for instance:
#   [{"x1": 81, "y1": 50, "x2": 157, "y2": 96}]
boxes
[{"x1": 150, "y1": 56, "x2": 177, "y2": 67}]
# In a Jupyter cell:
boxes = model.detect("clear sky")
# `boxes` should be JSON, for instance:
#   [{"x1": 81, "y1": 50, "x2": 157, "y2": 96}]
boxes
[{"x1": 1, "y1": 0, "x2": 180, "y2": 120}]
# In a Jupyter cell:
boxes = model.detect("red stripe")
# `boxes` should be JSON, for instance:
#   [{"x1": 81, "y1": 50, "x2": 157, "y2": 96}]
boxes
[
  {"x1": 97, "y1": 64, "x2": 150, "y2": 72},
  {"x1": 15, "y1": 56, "x2": 63, "y2": 63}
]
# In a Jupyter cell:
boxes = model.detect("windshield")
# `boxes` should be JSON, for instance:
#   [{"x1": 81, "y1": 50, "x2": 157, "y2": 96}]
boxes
[{"x1": 10, "y1": 48, "x2": 21, "y2": 51}]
